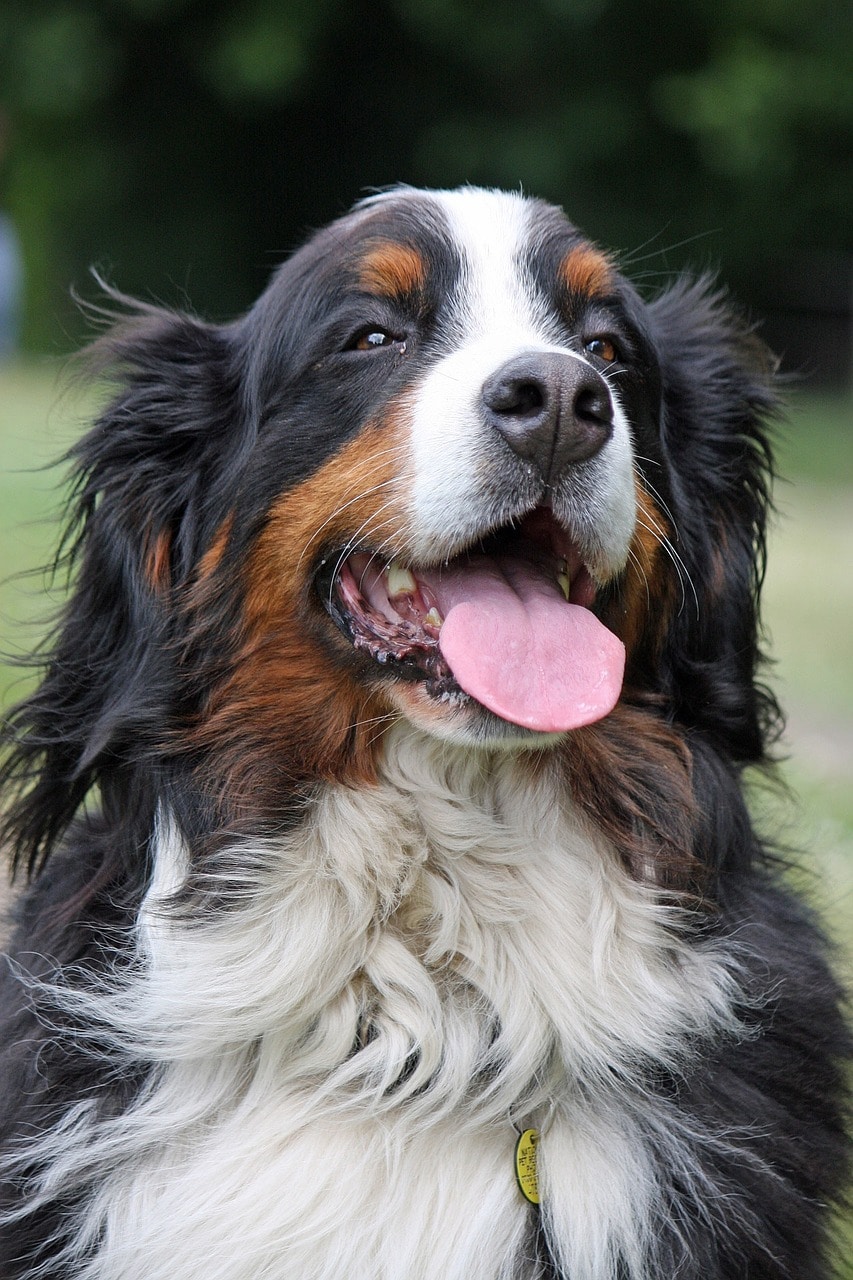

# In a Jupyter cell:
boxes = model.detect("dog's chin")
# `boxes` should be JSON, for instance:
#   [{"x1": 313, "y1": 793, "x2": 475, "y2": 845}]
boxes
[{"x1": 383, "y1": 680, "x2": 571, "y2": 752}]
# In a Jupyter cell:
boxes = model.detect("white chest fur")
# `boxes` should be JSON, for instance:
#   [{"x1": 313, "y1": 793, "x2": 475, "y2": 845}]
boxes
[{"x1": 42, "y1": 728, "x2": 744, "y2": 1279}]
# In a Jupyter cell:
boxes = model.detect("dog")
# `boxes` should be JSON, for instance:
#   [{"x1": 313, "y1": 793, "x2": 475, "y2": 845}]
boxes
[{"x1": 0, "y1": 186, "x2": 849, "y2": 1279}]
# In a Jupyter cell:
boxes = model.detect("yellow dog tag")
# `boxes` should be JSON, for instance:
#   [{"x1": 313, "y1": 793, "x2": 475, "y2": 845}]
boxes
[{"x1": 514, "y1": 1127, "x2": 540, "y2": 1205}]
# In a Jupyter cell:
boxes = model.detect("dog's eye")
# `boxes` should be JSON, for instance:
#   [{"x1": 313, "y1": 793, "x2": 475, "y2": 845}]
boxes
[
  {"x1": 584, "y1": 336, "x2": 619, "y2": 363},
  {"x1": 351, "y1": 328, "x2": 405, "y2": 353}
]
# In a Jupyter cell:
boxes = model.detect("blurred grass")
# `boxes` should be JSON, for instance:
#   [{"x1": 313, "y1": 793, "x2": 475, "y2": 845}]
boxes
[
  {"x1": 775, "y1": 394, "x2": 853, "y2": 488},
  {"x1": 0, "y1": 359, "x2": 91, "y2": 706},
  {"x1": 1, "y1": 361, "x2": 852, "y2": 1269}
]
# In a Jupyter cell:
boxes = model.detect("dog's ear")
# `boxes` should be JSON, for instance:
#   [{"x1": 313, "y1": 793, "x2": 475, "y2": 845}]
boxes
[
  {"x1": 1, "y1": 300, "x2": 245, "y2": 879},
  {"x1": 646, "y1": 277, "x2": 781, "y2": 762}
]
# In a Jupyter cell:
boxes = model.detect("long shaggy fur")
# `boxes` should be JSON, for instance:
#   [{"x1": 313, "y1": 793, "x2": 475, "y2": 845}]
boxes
[{"x1": 0, "y1": 187, "x2": 849, "y2": 1279}]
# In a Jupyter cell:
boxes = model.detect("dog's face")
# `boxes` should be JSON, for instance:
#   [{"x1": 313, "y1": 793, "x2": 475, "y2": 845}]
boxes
[
  {"x1": 17, "y1": 185, "x2": 774, "y2": 847},
  {"x1": 210, "y1": 188, "x2": 676, "y2": 756}
]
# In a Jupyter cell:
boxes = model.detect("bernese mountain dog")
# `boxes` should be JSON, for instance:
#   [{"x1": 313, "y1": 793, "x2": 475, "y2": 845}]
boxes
[{"x1": 0, "y1": 187, "x2": 849, "y2": 1279}]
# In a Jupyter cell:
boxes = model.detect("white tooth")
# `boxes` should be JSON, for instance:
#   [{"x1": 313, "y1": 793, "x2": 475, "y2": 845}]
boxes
[
  {"x1": 557, "y1": 563, "x2": 571, "y2": 600},
  {"x1": 424, "y1": 607, "x2": 443, "y2": 628},
  {"x1": 386, "y1": 562, "x2": 417, "y2": 597}
]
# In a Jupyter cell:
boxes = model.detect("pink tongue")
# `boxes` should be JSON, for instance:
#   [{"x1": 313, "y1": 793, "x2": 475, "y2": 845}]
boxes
[{"x1": 425, "y1": 557, "x2": 625, "y2": 732}]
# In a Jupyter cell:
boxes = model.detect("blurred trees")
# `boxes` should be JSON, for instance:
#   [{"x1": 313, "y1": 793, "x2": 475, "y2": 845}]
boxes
[{"x1": 0, "y1": 0, "x2": 850, "y2": 351}]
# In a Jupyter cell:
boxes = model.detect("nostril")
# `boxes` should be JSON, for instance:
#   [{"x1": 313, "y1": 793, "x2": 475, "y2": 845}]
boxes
[
  {"x1": 511, "y1": 379, "x2": 546, "y2": 416},
  {"x1": 575, "y1": 386, "x2": 613, "y2": 426},
  {"x1": 484, "y1": 375, "x2": 547, "y2": 418}
]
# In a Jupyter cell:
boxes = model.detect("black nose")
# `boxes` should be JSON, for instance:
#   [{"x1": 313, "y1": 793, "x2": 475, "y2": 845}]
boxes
[{"x1": 481, "y1": 352, "x2": 614, "y2": 483}]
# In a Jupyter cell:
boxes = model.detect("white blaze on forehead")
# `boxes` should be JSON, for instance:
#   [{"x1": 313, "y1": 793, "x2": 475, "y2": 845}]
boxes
[
  {"x1": 401, "y1": 188, "x2": 637, "y2": 571},
  {"x1": 430, "y1": 188, "x2": 562, "y2": 347}
]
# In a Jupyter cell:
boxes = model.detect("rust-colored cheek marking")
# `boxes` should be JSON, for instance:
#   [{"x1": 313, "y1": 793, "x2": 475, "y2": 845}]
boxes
[
  {"x1": 359, "y1": 242, "x2": 427, "y2": 298},
  {"x1": 196, "y1": 417, "x2": 410, "y2": 796},
  {"x1": 617, "y1": 483, "x2": 676, "y2": 659},
  {"x1": 558, "y1": 244, "x2": 615, "y2": 298}
]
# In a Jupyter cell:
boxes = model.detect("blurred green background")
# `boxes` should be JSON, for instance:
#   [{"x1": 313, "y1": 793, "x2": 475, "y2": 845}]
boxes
[
  {"x1": 1, "y1": 0, "x2": 851, "y2": 1268},
  {"x1": 1, "y1": 0, "x2": 851, "y2": 361}
]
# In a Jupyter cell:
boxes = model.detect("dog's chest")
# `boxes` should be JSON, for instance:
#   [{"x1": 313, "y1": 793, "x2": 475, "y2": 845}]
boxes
[{"x1": 99, "y1": 735, "x2": 739, "y2": 1279}]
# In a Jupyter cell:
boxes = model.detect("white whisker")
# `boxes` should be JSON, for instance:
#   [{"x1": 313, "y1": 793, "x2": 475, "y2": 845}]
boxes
[
  {"x1": 635, "y1": 513, "x2": 699, "y2": 620},
  {"x1": 625, "y1": 545, "x2": 652, "y2": 610},
  {"x1": 294, "y1": 446, "x2": 405, "y2": 574},
  {"x1": 326, "y1": 507, "x2": 403, "y2": 608},
  {"x1": 632, "y1": 463, "x2": 681, "y2": 538}
]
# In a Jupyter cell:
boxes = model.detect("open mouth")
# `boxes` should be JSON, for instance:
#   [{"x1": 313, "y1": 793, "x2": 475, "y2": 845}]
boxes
[{"x1": 317, "y1": 506, "x2": 626, "y2": 733}]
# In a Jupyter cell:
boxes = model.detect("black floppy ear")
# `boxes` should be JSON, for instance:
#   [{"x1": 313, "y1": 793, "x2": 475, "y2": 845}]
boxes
[
  {"x1": 646, "y1": 277, "x2": 781, "y2": 763},
  {"x1": 1, "y1": 301, "x2": 245, "y2": 878}
]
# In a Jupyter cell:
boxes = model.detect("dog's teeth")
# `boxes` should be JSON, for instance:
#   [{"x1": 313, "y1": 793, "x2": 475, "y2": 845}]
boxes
[
  {"x1": 424, "y1": 607, "x2": 443, "y2": 628},
  {"x1": 386, "y1": 563, "x2": 417, "y2": 597},
  {"x1": 557, "y1": 562, "x2": 571, "y2": 600}
]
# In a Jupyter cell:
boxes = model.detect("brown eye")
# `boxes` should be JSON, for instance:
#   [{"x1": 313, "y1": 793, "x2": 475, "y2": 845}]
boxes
[
  {"x1": 356, "y1": 330, "x2": 392, "y2": 350},
  {"x1": 584, "y1": 336, "x2": 618, "y2": 363},
  {"x1": 352, "y1": 328, "x2": 406, "y2": 352}
]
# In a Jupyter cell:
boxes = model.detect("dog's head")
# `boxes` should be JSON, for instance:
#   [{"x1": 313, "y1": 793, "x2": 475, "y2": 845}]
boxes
[
  {"x1": 226, "y1": 187, "x2": 657, "y2": 751},
  {"x1": 3, "y1": 187, "x2": 779, "y2": 872}
]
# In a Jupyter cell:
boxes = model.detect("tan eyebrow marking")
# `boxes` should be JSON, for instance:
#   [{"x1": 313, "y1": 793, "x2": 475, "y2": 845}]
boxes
[
  {"x1": 359, "y1": 242, "x2": 427, "y2": 298},
  {"x1": 558, "y1": 244, "x2": 615, "y2": 298}
]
